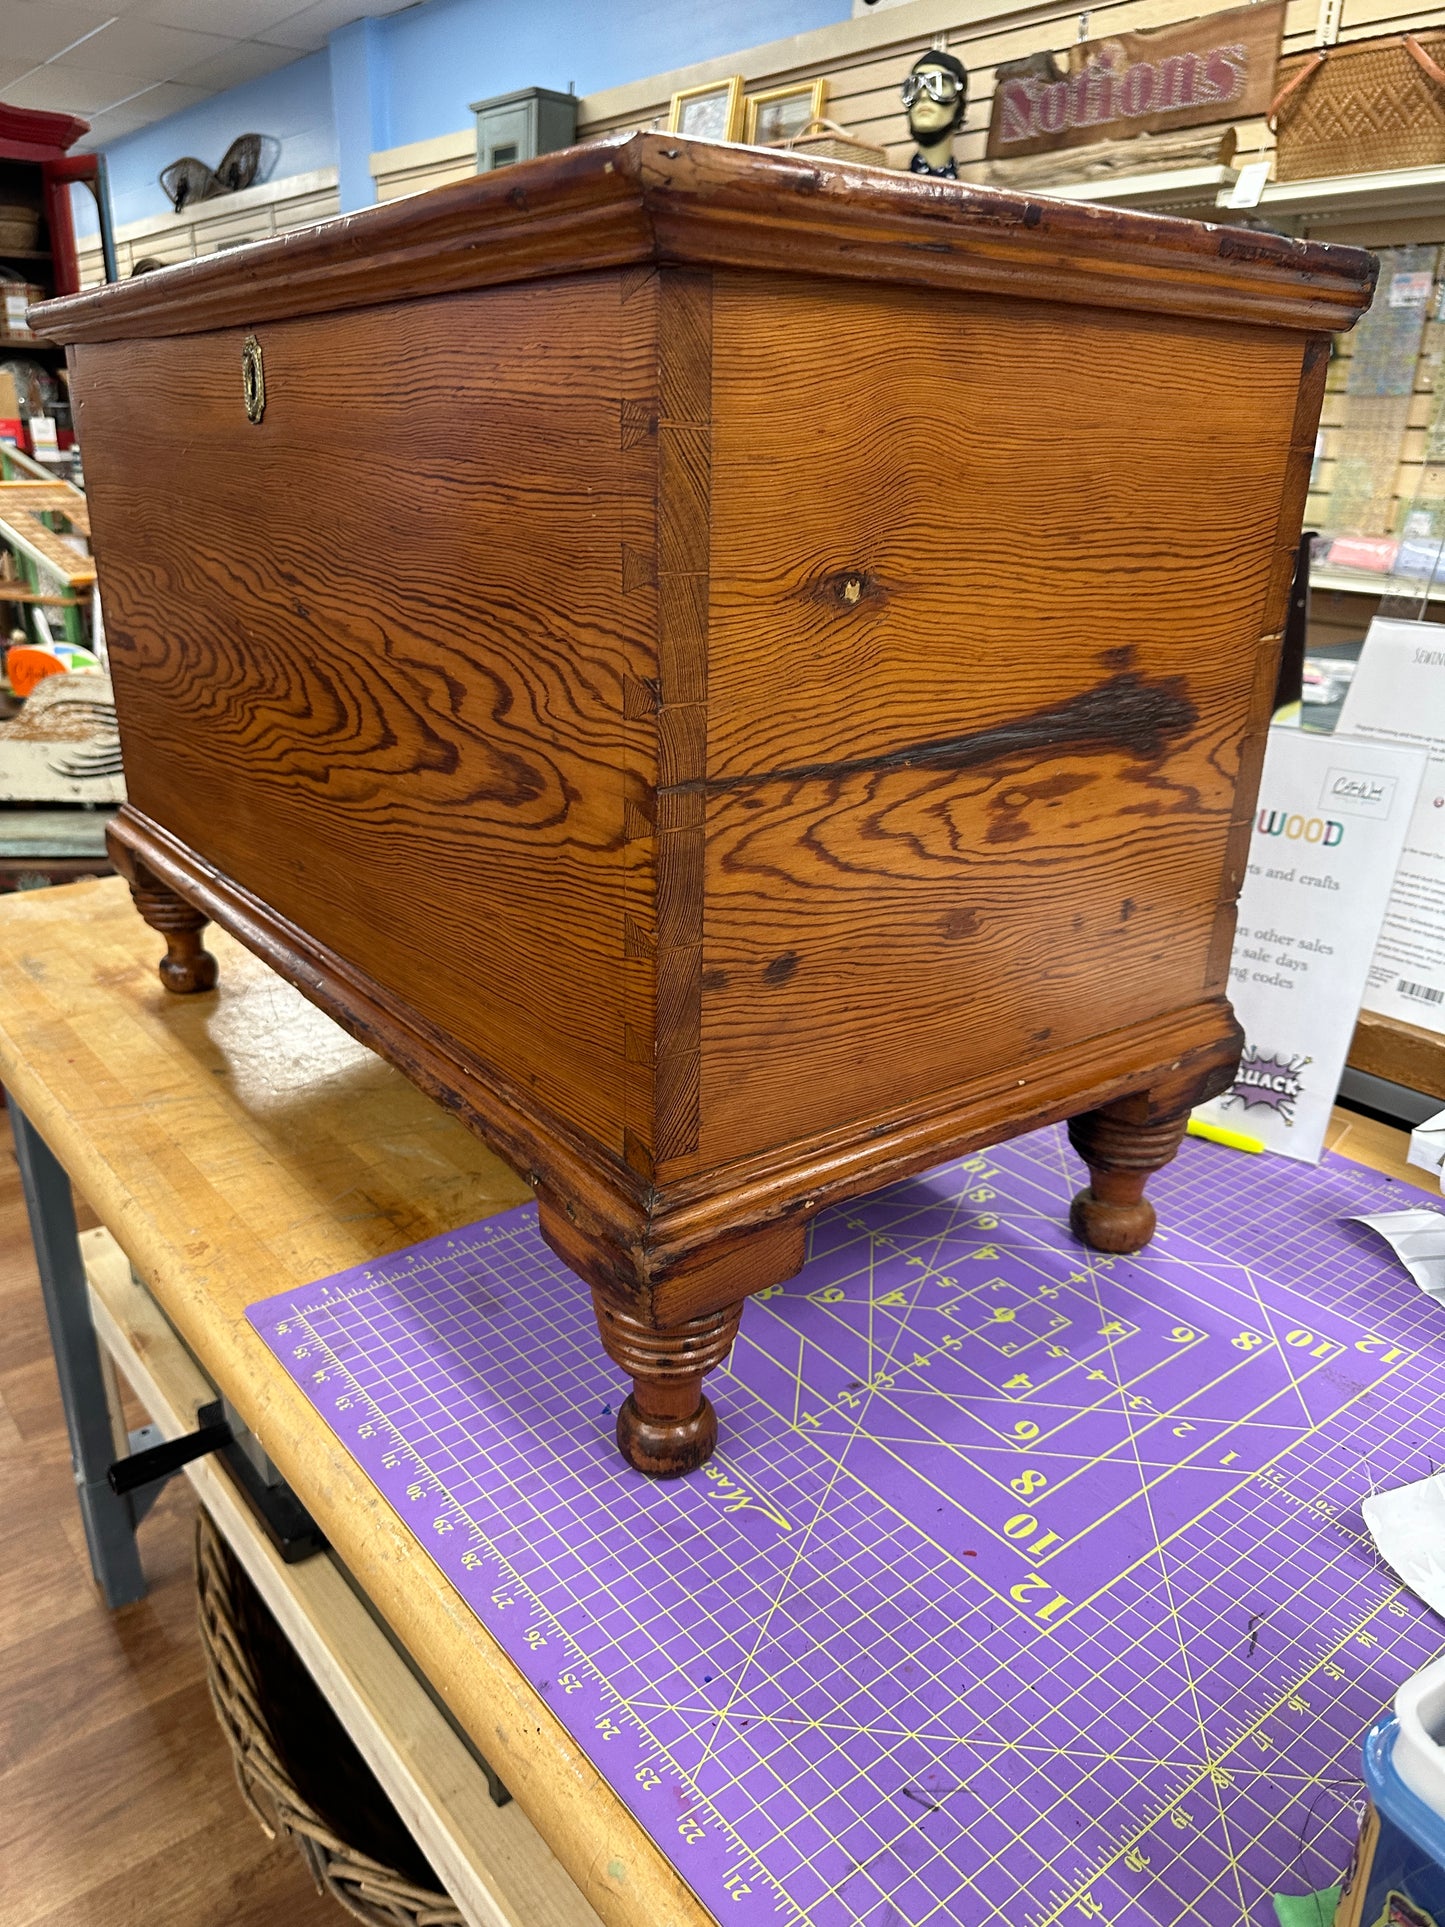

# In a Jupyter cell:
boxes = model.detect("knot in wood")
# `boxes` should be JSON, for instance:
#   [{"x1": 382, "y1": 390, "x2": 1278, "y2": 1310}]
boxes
[{"x1": 816, "y1": 568, "x2": 880, "y2": 611}]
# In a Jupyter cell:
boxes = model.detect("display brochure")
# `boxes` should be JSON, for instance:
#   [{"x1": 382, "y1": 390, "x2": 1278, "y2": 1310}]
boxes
[
  {"x1": 1193, "y1": 724, "x2": 1424, "y2": 1162},
  {"x1": 1337, "y1": 618, "x2": 1445, "y2": 1032}
]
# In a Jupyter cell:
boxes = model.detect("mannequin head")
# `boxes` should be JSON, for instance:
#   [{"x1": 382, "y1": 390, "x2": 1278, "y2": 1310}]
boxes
[{"x1": 903, "y1": 50, "x2": 969, "y2": 165}]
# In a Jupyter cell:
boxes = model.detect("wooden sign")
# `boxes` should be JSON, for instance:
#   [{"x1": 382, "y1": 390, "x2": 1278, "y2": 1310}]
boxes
[{"x1": 985, "y1": 2, "x2": 1284, "y2": 160}]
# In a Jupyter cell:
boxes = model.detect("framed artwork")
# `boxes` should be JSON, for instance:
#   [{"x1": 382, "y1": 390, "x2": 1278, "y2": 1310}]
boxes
[
  {"x1": 744, "y1": 79, "x2": 827, "y2": 147},
  {"x1": 668, "y1": 76, "x2": 744, "y2": 143}
]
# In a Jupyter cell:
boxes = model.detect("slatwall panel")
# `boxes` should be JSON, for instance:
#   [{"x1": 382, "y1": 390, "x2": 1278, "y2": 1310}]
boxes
[
  {"x1": 374, "y1": 145, "x2": 476, "y2": 203},
  {"x1": 76, "y1": 170, "x2": 341, "y2": 288},
  {"x1": 1306, "y1": 250, "x2": 1445, "y2": 569},
  {"x1": 370, "y1": 0, "x2": 1445, "y2": 202}
]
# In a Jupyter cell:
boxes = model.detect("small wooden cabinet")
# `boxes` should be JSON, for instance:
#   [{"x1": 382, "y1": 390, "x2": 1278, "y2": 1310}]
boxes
[{"x1": 36, "y1": 136, "x2": 1374, "y2": 1475}]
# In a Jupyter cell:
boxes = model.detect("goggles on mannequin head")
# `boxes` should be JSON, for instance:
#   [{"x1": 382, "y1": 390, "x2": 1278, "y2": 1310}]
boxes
[{"x1": 901, "y1": 69, "x2": 963, "y2": 107}]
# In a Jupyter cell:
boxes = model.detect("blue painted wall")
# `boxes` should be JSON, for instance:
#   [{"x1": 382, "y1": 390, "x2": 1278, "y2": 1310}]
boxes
[
  {"x1": 77, "y1": 51, "x2": 335, "y2": 234},
  {"x1": 77, "y1": 0, "x2": 850, "y2": 234},
  {"x1": 380, "y1": 0, "x2": 851, "y2": 151},
  {"x1": 330, "y1": 18, "x2": 391, "y2": 219}
]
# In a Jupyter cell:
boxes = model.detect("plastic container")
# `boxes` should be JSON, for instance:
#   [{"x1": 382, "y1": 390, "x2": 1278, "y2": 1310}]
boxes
[{"x1": 1337, "y1": 1654, "x2": 1445, "y2": 1926}]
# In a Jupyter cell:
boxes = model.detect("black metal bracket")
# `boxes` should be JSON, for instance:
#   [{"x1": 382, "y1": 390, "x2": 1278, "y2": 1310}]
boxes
[
  {"x1": 107, "y1": 1399, "x2": 326, "y2": 1563},
  {"x1": 108, "y1": 1411, "x2": 232, "y2": 1494}
]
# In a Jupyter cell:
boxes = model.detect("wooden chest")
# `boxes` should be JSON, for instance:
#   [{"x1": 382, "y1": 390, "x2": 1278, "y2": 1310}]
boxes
[{"x1": 36, "y1": 135, "x2": 1375, "y2": 1475}]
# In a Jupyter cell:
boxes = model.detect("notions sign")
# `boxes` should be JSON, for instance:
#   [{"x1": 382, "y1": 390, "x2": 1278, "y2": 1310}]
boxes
[{"x1": 985, "y1": 1, "x2": 1284, "y2": 160}]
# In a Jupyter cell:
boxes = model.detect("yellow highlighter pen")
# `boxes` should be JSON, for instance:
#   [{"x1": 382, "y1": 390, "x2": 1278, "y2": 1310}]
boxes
[{"x1": 1186, "y1": 1117, "x2": 1266, "y2": 1155}]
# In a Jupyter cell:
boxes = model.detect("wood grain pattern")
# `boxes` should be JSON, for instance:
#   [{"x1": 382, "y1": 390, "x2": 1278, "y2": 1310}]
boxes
[
  {"x1": 34, "y1": 134, "x2": 1376, "y2": 351},
  {"x1": 76, "y1": 275, "x2": 649, "y2": 1156},
  {"x1": 652, "y1": 271, "x2": 712, "y2": 1166},
  {"x1": 1348, "y1": 1006, "x2": 1445, "y2": 1100},
  {"x1": 1208, "y1": 332, "x2": 1333, "y2": 994},
  {"x1": 703, "y1": 279, "x2": 1306, "y2": 777},
  {"x1": 618, "y1": 269, "x2": 662, "y2": 1186},
  {"x1": 675, "y1": 272, "x2": 1307, "y2": 1170},
  {"x1": 50, "y1": 154, "x2": 1364, "y2": 1469},
  {"x1": 693, "y1": 741, "x2": 1238, "y2": 1165},
  {"x1": 106, "y1": 804, "x2": 1246, "y2": 1326}
]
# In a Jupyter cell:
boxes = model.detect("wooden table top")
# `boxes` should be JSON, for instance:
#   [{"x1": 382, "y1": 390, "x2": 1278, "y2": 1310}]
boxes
[
  {"x1": 0, "y1": 877, "x2": 1430, "y2": 1926},
  {"x1": 0, "y1": 876, "x2": 700, "y2": 1927}
]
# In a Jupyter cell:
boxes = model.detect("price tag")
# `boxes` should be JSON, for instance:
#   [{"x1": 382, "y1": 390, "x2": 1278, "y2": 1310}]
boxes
[{"x1": 1224, "y1": 159, "x2": 1271, "y2": 209}]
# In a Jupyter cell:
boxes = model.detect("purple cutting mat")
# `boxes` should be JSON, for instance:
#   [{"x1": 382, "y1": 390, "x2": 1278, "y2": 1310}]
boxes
[{"x1": 249, "y1": 1126, "x2": 1445, "y2": 1927}]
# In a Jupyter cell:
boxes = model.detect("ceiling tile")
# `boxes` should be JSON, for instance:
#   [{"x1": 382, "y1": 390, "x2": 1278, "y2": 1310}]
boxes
[
  {"x1": 3, "y1": 64, "x2": 155, "y2": 114},
  {"x1": 2, "y1": 3, "x2": 123, "y2": 66},
  {"x1": 95, "y1": 77, "x2": 213, "y2": 119},
  {"x1": 132, "y1": 0, "x2": 316, "y2": 31},
  {"x1": 68, "y1": 15, "x2": 236, "y2": 73},
  {"x1": 76, "y1": 100, "x2": 167, "y2": 144},
  {"x1": 264, "y1": 0, "x2": 415, "y2": 51},
  {"x1": 259, "y1": 6, "x2": 344, "y2": 52},
  {"x1": 172, "y1": 38, "x2": 297, "y2": 91},
  {"x1": 0, "y1": 0, "x2": 421, "y2": 146}
]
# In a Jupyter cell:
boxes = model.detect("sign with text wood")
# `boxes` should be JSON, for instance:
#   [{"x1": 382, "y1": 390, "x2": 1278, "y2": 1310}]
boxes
[{"x1": 985, "y1": 1, "x2": 1284, "y2": 161}]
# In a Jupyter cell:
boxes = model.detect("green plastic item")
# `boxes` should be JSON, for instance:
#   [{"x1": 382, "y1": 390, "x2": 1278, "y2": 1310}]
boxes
[{"x1": 1272, "y1": 1888, "x2": 1341, "y2": 1927}]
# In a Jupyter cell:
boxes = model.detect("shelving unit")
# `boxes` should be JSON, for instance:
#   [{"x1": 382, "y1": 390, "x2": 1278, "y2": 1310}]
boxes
[
  {"x1": 1239, "y1": 162, "x2": 1445, "y2": 225},
  {"x1": 1311, "y1": 566, "x2": 1445, "y2": 602},
  {"x1": 1038, "y1": 163, "x2": 1237, "y2": 213},
  {"x1": 0, "y1": 110, "x2": 112, "y2": 652},
  {"x1": 0, "y1": 103, "x2": 114, "y2": 295},
  {"x1": 0, "y1": 104, "x2": 115, "y2": 478},
  {"x1": 1021, "y1": 157, "x2": 1445, "y2": 228}
]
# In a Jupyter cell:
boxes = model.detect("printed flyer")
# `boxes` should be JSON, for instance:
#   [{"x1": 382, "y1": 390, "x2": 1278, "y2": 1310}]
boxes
[
  {"x1": 1337, "y1": 617, "x2": 1445, "y2": 1032},
  {"x1": 1194, "y1": 725, "x2": 1424, "y2": 1161}
]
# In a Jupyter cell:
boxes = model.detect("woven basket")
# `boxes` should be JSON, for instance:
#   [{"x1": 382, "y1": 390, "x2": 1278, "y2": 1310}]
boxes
[
  {"x1": 0, "y1": 206, "x2": 39, "y2": 252},
  {"x1": 1271, "y1": 34, "x2": 1445, "y2": 181},
  {"x1": 196, "y1": 1509, "x2": 464, "y2": 1927},
  {"x1": 778, "y1": 116, "x2": 891, "y2": 169}
]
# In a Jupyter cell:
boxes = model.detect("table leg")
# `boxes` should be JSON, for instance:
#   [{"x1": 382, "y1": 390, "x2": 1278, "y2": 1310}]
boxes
[
  {"x1": 1066, "y1": 1096, "x2": 1192, "y2": 1254},
  {"x1": 9, "y1": 1098, "x2": 148, "y2": 1607},
  {"x1": 591, "y1": 1289, "x2": 745, "y2": 1478}
]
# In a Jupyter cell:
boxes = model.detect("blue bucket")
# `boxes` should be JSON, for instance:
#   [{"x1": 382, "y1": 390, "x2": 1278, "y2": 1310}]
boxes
[{"x1": 1336, "y1": 1677, "x2": 1445, "y2": 1926}]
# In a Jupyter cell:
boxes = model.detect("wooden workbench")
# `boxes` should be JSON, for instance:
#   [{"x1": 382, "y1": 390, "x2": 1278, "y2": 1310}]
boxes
[
  {"x1": 0, "y1": 876, "x2": 1429, "y2": 1927},
  {"x1": 0, "y1": 876, "x2": 704, "y2": 1927}
]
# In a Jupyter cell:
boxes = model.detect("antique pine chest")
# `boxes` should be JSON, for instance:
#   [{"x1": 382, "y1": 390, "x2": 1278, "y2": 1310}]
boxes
[{"x1": 36, "y1": 135, "x2": 1375, "y2": 1476}]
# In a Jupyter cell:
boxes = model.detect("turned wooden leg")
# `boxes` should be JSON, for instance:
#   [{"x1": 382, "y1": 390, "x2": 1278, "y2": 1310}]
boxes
[
  {"x1": 127, "y1": 864, "x2": 218, "y2": 995},
  {"x1": 1067, "y1": 1097, "x2": 1191, "y2": 1255},
  {"x1": 591, "y1": 1290, "x2": 744, "y2": 1479}
]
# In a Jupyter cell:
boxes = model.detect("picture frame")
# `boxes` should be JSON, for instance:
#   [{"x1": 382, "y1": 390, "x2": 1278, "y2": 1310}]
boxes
[
  {"x1": 743, "y1": 79, "x2": 828, "y2": 147},
  {"x1": 667, "y1": 76, "x2": 745, "y2": 143}
]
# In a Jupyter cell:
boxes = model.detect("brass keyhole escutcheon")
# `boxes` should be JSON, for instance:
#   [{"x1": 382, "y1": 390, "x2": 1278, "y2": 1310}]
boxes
[{"x1": 241, "y1": 334, "x2": 265, "y2": 424}]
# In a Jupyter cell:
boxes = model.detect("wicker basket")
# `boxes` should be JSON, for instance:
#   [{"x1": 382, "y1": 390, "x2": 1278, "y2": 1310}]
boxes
[
  {"x1": 1271, "y1": 34, "x2": 1445, "y2": 181},
  {"x1": 0, "y1": 206, "x2": 39, "y2": 253},
  {"x1": 777, "y1": 116, "x2": 891, "y2": 169},
  {"x1": 196, "y1": 1509, "x2": 464, "y2": 1927}
]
